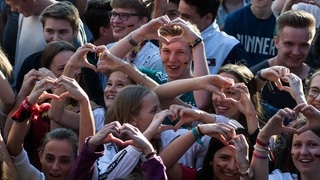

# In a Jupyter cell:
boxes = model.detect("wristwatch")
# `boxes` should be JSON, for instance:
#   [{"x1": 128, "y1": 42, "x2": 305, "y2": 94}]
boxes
[{"x1": 240, "y1": 168, "x2": 253, "y2": 179}]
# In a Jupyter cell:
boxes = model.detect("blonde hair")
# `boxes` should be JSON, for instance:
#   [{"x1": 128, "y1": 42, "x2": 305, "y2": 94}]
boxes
[{"x1": 0, "y1": 47, "x2": 13, "y2": 81}]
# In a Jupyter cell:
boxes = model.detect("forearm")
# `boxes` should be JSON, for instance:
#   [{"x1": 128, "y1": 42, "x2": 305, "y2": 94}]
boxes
[
  {"x1": 48, "y1": 87, "x2": 66, "y2": 123},
  {"x1": 69, "y1": 138, "x2": 104, "y2": 180},
  {"x1": 4, "y1": 94, "x2": 30, "y2": 140},
  {"x1": 121, "y1": 62, "x2": 158, "y2": 89},
  {"x1": 251, "y1": 133, "x2": 270, "y2": 180},
  {"x1": 109, "y1": 29, "x2": 146, "y2": 59},
  {"x1": 245, "y1": 114, "x2": 259, "y2": 135},
  {"x1": 0, "y1": 73, "x2": 15, "y2": 114},
  {"x1": 192, "y1": 42, "x2": 211, "y2": 109},
  {"x1": 293, "y1": 93, "x2": 307, "y2": 104},
  {"x1": 49, "y1": 88, "x2": 80, "y2": 131},
  {"x1": 78, "y1": 98, "x2": 95, "y2": 152},
  {"x1": 153, "y1": 78, "x2": 202, "y2": 99},
  {"x1": 199, "y1": 111, "x2": 216, "y2": 124},
  {"x1": 7, "y1": 120, "x2": 30, "y2": 156},
  {"x1": 254, "y1": 74, "x2": 267, "y2": 91},
  {"x1": 160, "y1": 130, "x2": 196, "y2": 169}
]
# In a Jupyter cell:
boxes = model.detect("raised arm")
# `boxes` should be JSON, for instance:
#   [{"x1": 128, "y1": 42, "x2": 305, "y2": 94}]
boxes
[
  {"x1": 168, "y1": 104, "x2": 217, "y2": 130},
  {"x1": 97, "y1": 46, "x2": 159, "y2": 89},
  {"x1": 227, "y1": 83, "x2": 260, "y2": 134},
  {"x1": 170, "y1": 18, "x2": 211, "y2": 110},
  {"x1": 108, "y1": 15, "x2": 171, "y2": 58},
  {"x1": 153, "y1": 74, "x2": 234, "y2": 102},
  {"x1": 0, "y1": 70, "x2": 15, "y2": 117},
  {"x1": 160, "y1": 122, "x2": 236, "y2": 179},
  {"x1": 56, "y1": 75, "x2": 95, "y2": 152},
  {"x1": 251, "y1": 108, "x2": 298, "y2": 180},
  {"x1": 49, "y1": 43, "x2": 97, "y2": 131},
  {"x1": 7, "y1": 77, "x2": 59, "y2": 156},
  {"x1": 280, "y1": 73, "x2": 307, "y2": 104},
  {"x1": 69, "y1": 121, "x2": 123, "y2": 180},
  {"x1": 4, "y1": 69, "x2": 39, "y2": 140},
  {"x1": 254, "y1": 66, "x2": 290, "y2": 91},
  {"x1": 104, "y1": 123, "x2": 160, "y2": 179},
  {"x1": 97, "y1": 46, "x2": 190, "y2": 108}
]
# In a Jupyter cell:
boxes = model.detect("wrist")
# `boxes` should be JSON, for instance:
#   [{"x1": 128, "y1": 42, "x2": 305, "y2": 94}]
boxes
[
  {"x1": 190, "y1": 37, "x2": 203, "y2": 48},
  {"x1": 86, "y1": 137, "x2": 100, "y2": 151},
  {"x1": 239, "y1": 168, "x2": 253, "y2": 179},
  {"x1": 192, "y1": 126, "x2": 205, "y2": 148},
  {"x1": 257, "y1": 70, "x2": 267, "y2": 81},
  {"x1": 128, "y1": 32, "x2": 138, "y2": 46},
  {"x1": 257, "y1": 133, "x2": 270, "y2": 144},
  {"x1": 11, "y1": 96, "x2": 39, "y2": 122}
]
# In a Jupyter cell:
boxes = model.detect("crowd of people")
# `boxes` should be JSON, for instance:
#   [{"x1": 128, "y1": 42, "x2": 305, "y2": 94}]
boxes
[{"x1": 0, "y1": 0, "x2": 320, "y2": 179}]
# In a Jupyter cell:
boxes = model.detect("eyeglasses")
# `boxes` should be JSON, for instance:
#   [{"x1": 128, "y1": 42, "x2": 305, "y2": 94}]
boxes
[
  {"x1": 308, "y1": 88, "x2": 320, "y2": 98},
  {"x1": 109, "y1": 12, "x2": 140, "y2": 21}
]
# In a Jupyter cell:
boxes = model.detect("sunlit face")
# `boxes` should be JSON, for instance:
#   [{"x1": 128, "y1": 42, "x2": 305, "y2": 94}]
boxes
[
  {"x1": 110, "y1": 8, "x2": 146, "y2": 40},
  {"x1": 213, "y1": 146, "x2": 240, "y2": 180},
  {"x1": 6, "y1": 0, "x2": 36, "y2": 17},
  {"x1": 160, "y1": 38, "x2": 192, "y2": 81},
  {"x1": 131, "y1": 92, "x2": 161, "y2": 133},
  {"x1": 43, "y1": 18, "x2": 77, "y2": 43},
  {"x1": 307, "y1": 75, "x2": 320, "y2": 110},
  {"x1": 39, "y1": 139, "x2": 76, "y2": 180},
  {"x1": 178, "y1": 0, "x2": 209, "y2": 31},
  {"x1": 212, "y1": 72, "x2": 242, "y2": 119},
  {"x1": 49, "y1": 51, "x2": 75, "y2": 78},
  {"x1": 104, "y1": 71, "x2": 133, "y2": 108},
  {"x1": 291, "y1": 130, "x2": 320, "y2": 175},
  {"x1": 275, "y1": 26, "x2": 312, "y2": 69}
]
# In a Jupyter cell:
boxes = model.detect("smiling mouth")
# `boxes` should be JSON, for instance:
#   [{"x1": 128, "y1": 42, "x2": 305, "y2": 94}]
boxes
[{"x1": 299, "y1": 159, "x2": 312, "y2": 163}]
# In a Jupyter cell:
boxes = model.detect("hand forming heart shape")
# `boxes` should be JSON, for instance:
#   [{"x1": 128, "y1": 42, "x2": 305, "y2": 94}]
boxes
[{"x1": 157, "y1": 25, "x2": 184, "y2": 44}]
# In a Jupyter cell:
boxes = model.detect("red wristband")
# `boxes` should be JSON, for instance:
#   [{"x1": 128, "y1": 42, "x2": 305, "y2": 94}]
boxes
[
  {"x1": 11, "y1": 97, "x2": 39, "y2": 122},
  {"x1": 256, "y1": 138, "x2": 269, "y2": 147}
]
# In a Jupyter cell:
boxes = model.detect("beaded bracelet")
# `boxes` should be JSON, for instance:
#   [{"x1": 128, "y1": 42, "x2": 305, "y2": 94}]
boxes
[{"x1": 192, "y1": 127, "x2": 205, "y2": 148}]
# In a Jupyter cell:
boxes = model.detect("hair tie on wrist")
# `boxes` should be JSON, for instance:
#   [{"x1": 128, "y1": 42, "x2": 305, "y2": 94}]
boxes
[
  {"x1": 145, "y1": 151, "x2": 157, "y2": 159},
  {"x1": 257, "y1": 70, "x2": 267, "y2": 81}
]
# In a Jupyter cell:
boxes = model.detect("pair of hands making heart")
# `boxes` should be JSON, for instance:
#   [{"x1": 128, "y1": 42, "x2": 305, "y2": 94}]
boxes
[
  {"x1": 88, "y1": 122, "x2": 155, "y2": 155},
  {"x1": 27, "y1": 75, "x2": 88, "y2": 106},
  {"x1": 259, "y1": 66, "x2": 306, "y2": 103},
  {"x1": 259, "y1": 103, "x2": 320, "y2": 143}
]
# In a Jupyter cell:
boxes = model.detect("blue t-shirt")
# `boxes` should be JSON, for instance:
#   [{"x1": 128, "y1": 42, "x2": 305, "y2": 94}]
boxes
[{"x1": 224, "y1": 5, "x2": 277, "y2": 67}]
